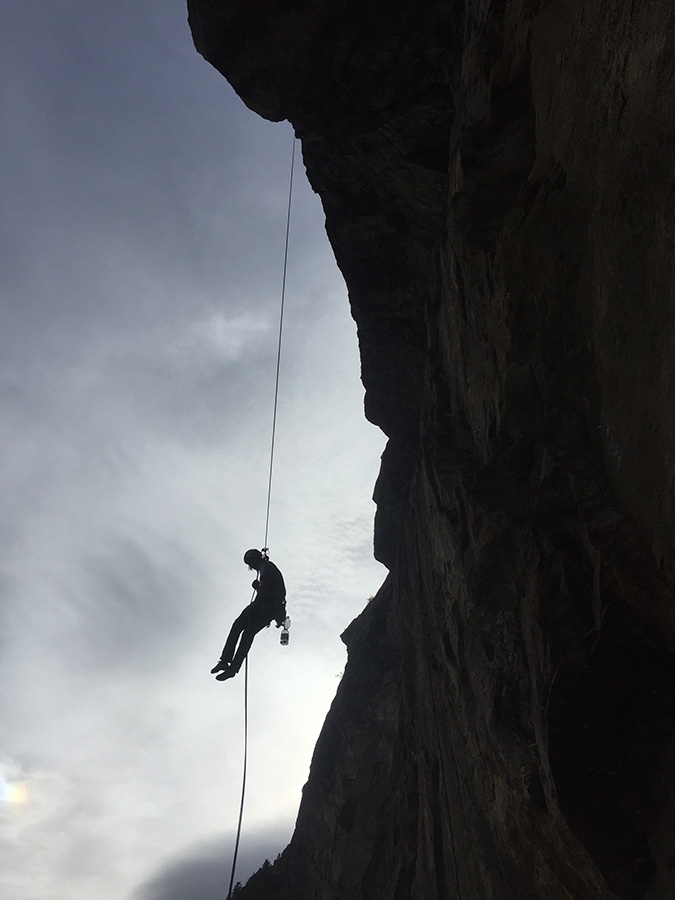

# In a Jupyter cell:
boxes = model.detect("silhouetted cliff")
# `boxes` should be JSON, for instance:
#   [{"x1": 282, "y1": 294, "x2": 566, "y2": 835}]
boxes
[{"x1": 188, "y1": 2, "x2": 675, "y2": 897}]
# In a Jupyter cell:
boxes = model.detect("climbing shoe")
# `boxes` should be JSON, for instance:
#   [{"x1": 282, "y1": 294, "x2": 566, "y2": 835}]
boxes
[{"x1": 215, "y1": 666, "x2": 236, "y2": 681}]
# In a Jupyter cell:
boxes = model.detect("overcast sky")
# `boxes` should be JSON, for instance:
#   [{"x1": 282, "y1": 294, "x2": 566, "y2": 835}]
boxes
[{"x1": 0, "y1": 3, "x2": 386, "y2": 898}]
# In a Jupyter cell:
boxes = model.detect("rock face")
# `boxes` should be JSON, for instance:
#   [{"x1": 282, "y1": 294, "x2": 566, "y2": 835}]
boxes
[{"x1": 188, "y1": 2, "x2": 675, "y2": 897}]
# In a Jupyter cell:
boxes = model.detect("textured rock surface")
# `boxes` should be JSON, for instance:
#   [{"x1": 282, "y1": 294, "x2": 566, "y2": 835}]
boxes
[{"x1": 189, "y1": 2, "x2": 675, "y2": 897}]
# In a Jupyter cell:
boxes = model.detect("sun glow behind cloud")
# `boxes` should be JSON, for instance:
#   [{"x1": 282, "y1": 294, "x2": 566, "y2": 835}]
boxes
[{"x1": 1, "y1": 781, "x2": 28, "y2": 804}]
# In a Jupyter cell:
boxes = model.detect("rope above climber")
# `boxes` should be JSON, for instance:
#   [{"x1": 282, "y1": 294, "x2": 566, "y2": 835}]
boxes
[{"x1": 211, "y1": 549, "x2": 287, "y2": 681}]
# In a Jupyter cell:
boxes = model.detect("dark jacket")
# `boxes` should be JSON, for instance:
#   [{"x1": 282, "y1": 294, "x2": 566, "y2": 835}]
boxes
[{"x1": 254, "y1": 559, "x2": 286, "y2": 623}]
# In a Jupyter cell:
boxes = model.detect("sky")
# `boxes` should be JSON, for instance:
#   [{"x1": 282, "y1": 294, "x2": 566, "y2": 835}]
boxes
[{"x1": 0, "y1": 3, "x2": 386, "y2": 898}]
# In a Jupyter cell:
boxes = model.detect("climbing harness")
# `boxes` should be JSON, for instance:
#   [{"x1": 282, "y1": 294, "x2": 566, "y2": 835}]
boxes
[{"x1": 226, "y1": 132, "x2": 297, "y2": 900}]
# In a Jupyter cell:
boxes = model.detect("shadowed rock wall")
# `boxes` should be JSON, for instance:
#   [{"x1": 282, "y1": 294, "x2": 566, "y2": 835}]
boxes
[{"x1": 188, "y1": 1, "x2": 675, "y2": 897}]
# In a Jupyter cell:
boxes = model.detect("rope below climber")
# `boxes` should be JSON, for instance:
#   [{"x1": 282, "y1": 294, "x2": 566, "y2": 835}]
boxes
[{"x1": 210, "y1": 548, "x2": 287, "y2": 681}]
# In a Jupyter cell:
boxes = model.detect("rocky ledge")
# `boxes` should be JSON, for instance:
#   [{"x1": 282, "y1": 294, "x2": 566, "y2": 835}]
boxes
[{"x1": 189, "y1": 2, "x2": 675, "y2": 897}]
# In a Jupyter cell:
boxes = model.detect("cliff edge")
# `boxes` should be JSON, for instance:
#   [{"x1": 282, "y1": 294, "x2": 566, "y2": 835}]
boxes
[{"x1": 188, "y1": 2, "x2": 675, "y2": 897}]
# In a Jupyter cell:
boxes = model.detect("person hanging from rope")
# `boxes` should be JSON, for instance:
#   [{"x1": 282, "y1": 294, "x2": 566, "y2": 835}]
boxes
[{"x1": 210, "y1": 549, "x2": 287, "y2": 681}]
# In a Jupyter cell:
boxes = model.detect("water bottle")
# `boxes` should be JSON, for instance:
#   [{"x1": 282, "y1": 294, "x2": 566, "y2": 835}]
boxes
[{"x1": 280, "y1": 617, "x2": 290, "y2": 646}]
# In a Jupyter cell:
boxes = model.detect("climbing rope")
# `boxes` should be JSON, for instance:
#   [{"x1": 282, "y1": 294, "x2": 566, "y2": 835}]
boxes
[
  {"x1": 227, "y1": 655, "x2": 248, "y2": 899},
  {"x1": 264, "y1": 136, "x2": 296, "y2": 551},
  {"x1": 226, "y1": 131, "x2": 296, "y2": 900}
]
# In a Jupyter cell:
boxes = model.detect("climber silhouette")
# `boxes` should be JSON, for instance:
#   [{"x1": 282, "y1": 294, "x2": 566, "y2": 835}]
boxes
[{"x1": 211, "y1": 549, "x2": 287, "y2": 681}]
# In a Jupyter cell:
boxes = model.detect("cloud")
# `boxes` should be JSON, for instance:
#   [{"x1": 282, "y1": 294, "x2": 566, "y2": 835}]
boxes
[
  {"x1": 135, "y1": 828, "x2": 290, "y2": 900},
  {"x1": 174, "y1": 312, "x2": 272, "y2": 364}
]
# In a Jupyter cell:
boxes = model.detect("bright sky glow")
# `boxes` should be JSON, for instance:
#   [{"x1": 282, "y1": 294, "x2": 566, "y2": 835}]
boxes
[{"x1": 1, "y1": 781, "x2": 28, "y2": 804}]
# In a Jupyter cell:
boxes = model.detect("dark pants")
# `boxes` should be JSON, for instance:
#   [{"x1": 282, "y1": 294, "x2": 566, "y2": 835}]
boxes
[{"x1": 220, "y1": 599, "x2": 284, "y2": 673}]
